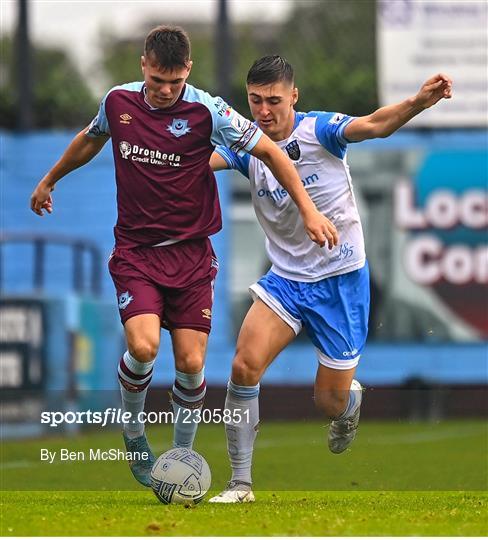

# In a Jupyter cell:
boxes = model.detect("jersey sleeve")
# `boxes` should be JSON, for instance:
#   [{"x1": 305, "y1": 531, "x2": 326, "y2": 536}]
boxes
[
  {"x1": 210, "y1": 97, "x2": 263, "y2": 156},
  {"x1": 215, "y1": 145, "x2": 251, "y2": 179},
  {"x1": 86, "y1": 93, "x2": 110, "y2": 137},
  {"x1": 86, "y1": 82, "x2": 144, "y2": 138},
  {"x1": 183, "y1": 86, "x2": 263, "y2": 156},
  {"x1": 312, "y1": 111, "x2": 357, "y2": 159}
]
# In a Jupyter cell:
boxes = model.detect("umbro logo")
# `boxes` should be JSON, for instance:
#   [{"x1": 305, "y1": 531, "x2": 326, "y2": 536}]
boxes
[
  {"x1": 201, "y1": 308, "x2": 212, "y2": 320},
  {"x1": 120, "y1": 113, "x2": 132, "y2": 125}
]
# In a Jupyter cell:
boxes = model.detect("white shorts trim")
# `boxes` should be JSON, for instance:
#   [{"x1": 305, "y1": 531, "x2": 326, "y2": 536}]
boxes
[
  {"x1": 249, "y1": 282, "x2": 302, "y2": 335},
  {"x1": 316, "y1": 348, "x2": 360, "y2": 370},
  {"x1": 152, "y1": 238, "x2": 182, "y2": 247}
]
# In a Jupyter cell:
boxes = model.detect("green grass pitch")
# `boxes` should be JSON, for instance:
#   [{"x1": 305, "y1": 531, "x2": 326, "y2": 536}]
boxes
[{"x1": 1, "y1": 420, "x2": 487, "y2": 536}]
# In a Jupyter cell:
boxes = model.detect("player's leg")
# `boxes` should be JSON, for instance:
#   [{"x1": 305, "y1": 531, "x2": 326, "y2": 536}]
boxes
[
  {"x1": 109, "y1": 249, "x2": 163, "y2": 486},
  {"x1": 314, "y1": 365, "x2": 356, "y2": 418},
  {"x1": 163, "y1": 240, "x2": 218, "y2": 450},
  {"x1": 118, "y1": 314, "x2": 161, "y2": 486},
  {"x1": 170, "y1": 328, "x2": 208, "y2": 449},
  {"x1": 209, "y1": 298, "x2": 296, "y2": 503},
  {"x1": 121, "y1": 313, "x2": 161, "y2": 436},
  {"x1": 314, "y1": 364, "x2": 363, "y2": 453},
  {"x1": 153, "y1": 238, "x2": 219, "y2": 449},
  {"x1": 301, "y1": 263, "x2": 370, "y2": 454}
]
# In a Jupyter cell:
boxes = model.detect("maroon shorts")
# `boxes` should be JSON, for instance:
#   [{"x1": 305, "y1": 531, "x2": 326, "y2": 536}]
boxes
[{"x1": 108, "y1": 238, "x2": 219, "y2": 334}]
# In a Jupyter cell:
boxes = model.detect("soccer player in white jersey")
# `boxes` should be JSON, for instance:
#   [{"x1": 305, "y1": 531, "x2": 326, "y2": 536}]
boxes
[{"x1": 208, "y1": 56, "x2": 452, "y2": 502}]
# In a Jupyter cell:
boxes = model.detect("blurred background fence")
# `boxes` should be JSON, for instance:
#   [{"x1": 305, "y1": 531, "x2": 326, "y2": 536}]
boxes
[{"x1": 1, "y1": 0, "x2": 487, "y2": 437}]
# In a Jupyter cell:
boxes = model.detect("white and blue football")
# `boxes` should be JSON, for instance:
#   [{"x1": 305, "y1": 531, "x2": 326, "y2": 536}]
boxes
[{"x1": 150, "y1": 448, "x2": 211, "y2": 505}]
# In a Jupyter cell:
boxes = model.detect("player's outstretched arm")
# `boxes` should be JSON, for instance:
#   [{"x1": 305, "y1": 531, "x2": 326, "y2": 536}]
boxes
[
  {"x1": 344, "y1": 73, "x2": 453, "y2": 143},
  {"x1": 250, "y1": 134, "x2": 338, "y2": 249},
  {"x1": 209, "y1": 152, "x2": 229, "y2": 172},
  {"x1": 30, "y1": 128, "x2": 109, "y2": 216}
]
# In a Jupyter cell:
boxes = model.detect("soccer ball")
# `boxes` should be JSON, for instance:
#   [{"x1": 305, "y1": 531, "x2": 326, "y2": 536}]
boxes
[{"x1": 150, "y1": 448, "x2": 211, "y2": 505}]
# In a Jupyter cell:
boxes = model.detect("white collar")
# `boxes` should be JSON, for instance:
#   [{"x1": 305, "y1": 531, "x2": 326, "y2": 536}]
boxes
[{"x1": 143, "y1": 86, "x2": 160, "y2": 110}]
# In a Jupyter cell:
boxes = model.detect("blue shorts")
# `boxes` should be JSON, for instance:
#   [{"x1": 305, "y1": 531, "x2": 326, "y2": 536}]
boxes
[{"x1": 249, "y1": 263, "x2": 370, "y2": 370}]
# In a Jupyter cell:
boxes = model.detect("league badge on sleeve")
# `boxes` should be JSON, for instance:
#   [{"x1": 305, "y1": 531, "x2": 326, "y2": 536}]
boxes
[
  {"x1": 329, "y1": 113, "x2": 345, "y2": 125},
  {"x1": 167, "y1": 119, "x2": 191, "y2": 138},
  {"x1": 285, "y1": 139, "x2": 301, "y2": 161},
  {"x1": 230, "y1": 111, "x2": 252, "y2": 133},
  {"x1": 87, "y1": 117, "x2": 102, "y2": 137}
]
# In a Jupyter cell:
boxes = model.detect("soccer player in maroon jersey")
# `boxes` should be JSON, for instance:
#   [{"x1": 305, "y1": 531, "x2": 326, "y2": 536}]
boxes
[{"x1": 30, "y1": 26, "x2": 337, "y2": 487}]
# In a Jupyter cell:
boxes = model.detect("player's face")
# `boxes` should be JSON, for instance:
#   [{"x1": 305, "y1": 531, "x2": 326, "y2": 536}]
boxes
[
  {"x1": 247, "y1": 81, "x2": 298, "y2": 141},
  {"x1": 141, "y1": 54, "x2": 192, "y2": 109}
]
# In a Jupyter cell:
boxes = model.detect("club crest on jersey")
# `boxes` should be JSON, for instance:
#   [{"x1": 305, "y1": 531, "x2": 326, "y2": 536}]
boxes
[
  {"x1": 118, "y1": 291, "x2": 133, "y2": 310},
  {"x1": 285, "y1": 140, "x2": 301, "y2": 161},
  {"x1": 167, "y1": 118, "x2": 191, "y2": 138}
]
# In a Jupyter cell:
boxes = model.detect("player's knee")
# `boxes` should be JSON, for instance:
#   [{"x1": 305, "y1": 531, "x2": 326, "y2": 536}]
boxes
[
  {"x1": 175, "y1": 354, "x2": 204, "y2": 374},
  {"x1": 314, "y1": 389, "x2": 349, "y2": 419},
  {"x1": 128, "y1": 338, "x2": 159, "y2": 363},
  {"x1": 231, "y1": 350, "x2": 261, "y2": 386}
]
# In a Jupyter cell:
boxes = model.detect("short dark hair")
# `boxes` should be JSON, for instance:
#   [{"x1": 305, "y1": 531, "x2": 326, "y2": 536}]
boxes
[
  {"x1": 144, "y1": 25, "x2": 191, "y2": 69},
  {"x1": 246, "y1": 55, "x2": 294, "y2": 86}
]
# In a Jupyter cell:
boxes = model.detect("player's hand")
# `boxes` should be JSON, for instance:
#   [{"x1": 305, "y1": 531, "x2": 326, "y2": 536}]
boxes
[
  {"x1": 414, "y1": 73, "x2": 453, "y2": 110},
  {"x1": 303, "y1": 209, "x2": 339, "y2": 249},
  {"x1": 30, "y1": 179, "x2": 54, "y2": 216}
]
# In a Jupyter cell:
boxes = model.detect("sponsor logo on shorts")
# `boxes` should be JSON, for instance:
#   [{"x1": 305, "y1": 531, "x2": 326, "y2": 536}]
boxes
[
  {"x1": 342, "y1": 348, "x2": 358, "y2": 357},
  {"x1": 118, "y1": 291, "x2": 133, "y2": 310},
  {"x1": 201, "y1": 308, "x2": 212, "y2": 320},
  {"x1": 166, "y1": 118, "x2": 191, "y2": 138}
]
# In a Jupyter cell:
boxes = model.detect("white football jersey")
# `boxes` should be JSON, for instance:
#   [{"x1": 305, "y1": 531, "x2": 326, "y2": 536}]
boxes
[{"x1": 217, "y1": 111, "x2": 366, "y2": 282}]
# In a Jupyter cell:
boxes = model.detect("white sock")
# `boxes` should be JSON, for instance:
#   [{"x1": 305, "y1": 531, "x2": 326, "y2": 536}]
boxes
[
  {"x1": 118, "y1": 351, "x2": 154, "y2": 439},
  {"x1": 172, "y1": 369, "x2": 206, "y2": 448},
  {"x1": 338, "y1": 379, "x2": 362, "y2": 420},
  {"x1": 225, "y1": 379, "x2": 260, "y2": 485}
]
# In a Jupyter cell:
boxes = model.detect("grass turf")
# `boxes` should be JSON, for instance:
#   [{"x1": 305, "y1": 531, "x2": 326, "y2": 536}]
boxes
[
  {"x1": 1, "y1": 420, "x2": 487, "y2": 535},
  {"x1": 1, "y1": 490, "x2": 486, "y2": 536}
]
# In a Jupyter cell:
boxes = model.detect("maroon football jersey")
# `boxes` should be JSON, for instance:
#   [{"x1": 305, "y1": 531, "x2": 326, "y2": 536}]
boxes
[{"x1": 87, "y1": 82, "x2": 262, "y2": 248}]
